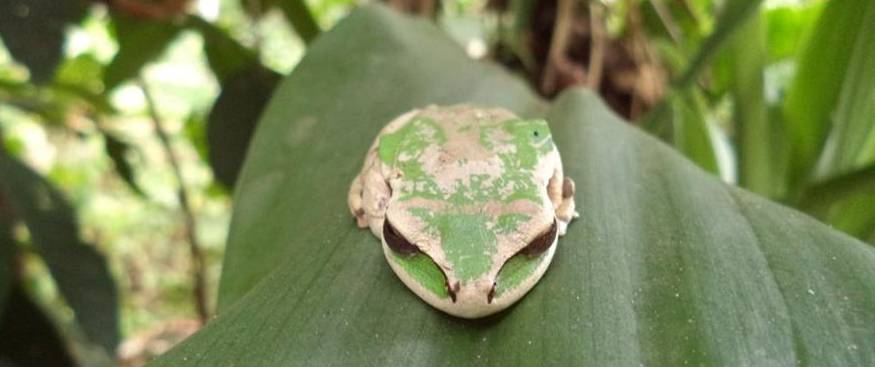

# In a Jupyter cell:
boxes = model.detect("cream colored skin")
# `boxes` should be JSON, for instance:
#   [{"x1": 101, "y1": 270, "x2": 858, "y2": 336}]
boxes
[{"x1": 349, "y1": 105, "x2": 577, "y2": 318}]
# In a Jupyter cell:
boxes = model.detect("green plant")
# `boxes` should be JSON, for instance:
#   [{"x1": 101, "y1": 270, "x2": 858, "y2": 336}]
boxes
[
  {"x1": 148, "y1": 6, "x2": 874, "y2": 365},
  {"x1": 1, "y1": 0, "x2": 873, "y2": 365},
  {"x1": 643, "y1": 0, "x2": 875, "y2": 244},
  {"x1": 0, "y1": 0, "x2": 303, "y2": 363}
]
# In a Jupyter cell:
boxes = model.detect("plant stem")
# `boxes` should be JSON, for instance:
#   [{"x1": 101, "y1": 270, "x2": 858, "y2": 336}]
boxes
[
  {"x1": 276, "y1": 0, "x2": 321, "y2": 45},
  {"x1": 676, "y1": 0, "x2": 764, "y2": 88},
  {"x1": 650, "y1": 0, "x2": 682, "y2": 44},
  {"x1": 587, "y1": 1, "x2": 605, "y2": 90},
  {"x1": 729, "y1": 14, "x2": 772, "y2": 197},
  {"x1": 138, "y1": 77, "x2": 209, "y2": 324},
  {"x1": 540, "y1": 0, "x2": 575, "y2": 95}
]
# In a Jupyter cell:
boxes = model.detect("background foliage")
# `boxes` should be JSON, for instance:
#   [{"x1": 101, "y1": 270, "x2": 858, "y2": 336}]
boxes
[{"x1": 0, "y1": 0, "x2": 873, "y2": 366}]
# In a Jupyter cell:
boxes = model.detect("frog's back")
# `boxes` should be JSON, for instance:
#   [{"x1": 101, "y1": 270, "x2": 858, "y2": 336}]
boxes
[{"x1": 377, "y1": 105, "x2": 555, "y2": 204}]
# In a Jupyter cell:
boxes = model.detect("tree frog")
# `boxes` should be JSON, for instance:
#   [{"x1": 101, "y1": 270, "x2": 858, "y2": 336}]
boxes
[{"x1": 348, "y1": 105, "x2": 577, "y2": 318}]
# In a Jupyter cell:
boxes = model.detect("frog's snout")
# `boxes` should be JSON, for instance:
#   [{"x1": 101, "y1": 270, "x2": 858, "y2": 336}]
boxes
[{"x1": 450, "y1": 278, "x2": 497, "y2": 306}]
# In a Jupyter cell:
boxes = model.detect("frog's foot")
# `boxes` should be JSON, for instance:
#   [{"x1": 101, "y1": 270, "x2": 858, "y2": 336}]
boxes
[
  {"x1": 348, "y1": 174, "x2": 369, "y2": 228},
  {"x1": 556, "y1": 177, "x2": 577, "y2": 236}
]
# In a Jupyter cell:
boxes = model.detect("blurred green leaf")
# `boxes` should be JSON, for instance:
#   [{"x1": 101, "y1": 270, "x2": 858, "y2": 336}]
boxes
[
  {"x1": 0, "y1": 80, "x2": 69, "y2": 123},
  {"x1": 0, "y1": 285, "x2": 76, "y2": 367},
  {"x1": 1, "y1": 72, "x2": 114, "y2": 122},
  {"x1": 0, "y1": 151, "x2": 119, "y2": 356},
  {"x1": 640, "y1": 0, "x2": 711, "y2": 47},
  {"x1": 206, "y1": 65, "x2": 281, "y2": 188},
  {"x1": 782, "y1": 0, "x2": 872, "y2": 187},
  {"x1": 185, "y1": 16, "x2": 258, "y2": 83},
  {"x1": 54, "y1": 55, "x2": 116, "y2": 114},
  {"x1": 104, "y1": 14, "x2": 183, "y2": 90},
  {"x1": 148, "y1": 6, "x2": 874, "y2": 366},
  {"x1": 726, "y1": 14, "x2": 774, "y2": 197},
  {"x1": 642, "y1": 88, "x2": 722, "y2": 176},
  {"x1": 0, "y1": 0, "x2": 87, "y2": 83},
  {"x1": 102, "y1": 131, "x2": 145, "y2": 197},
  {"x1": 828, "y1": 194, "x2": 875, "y2": 245},
  {"x1": 799, "y1": 163, "x2": 875, "y2": 215},
  {"x1": 677, "y1": 0, "x2": 762, "y2": 87},
  {"x1": 55, "y1": 54, "x2": 104, "y2": 96},
  {"x1": 764, "y1": 3, "x2": 822, "y2": 63},
  {"x1": 183, "y1": 113, "x2": 208, "y2": 161},
  {"x1": 814, "y1": 2, "x2": 875, "y2": 177},
  {"x1": 275, "y1": 0, "x2": 322, "y2": 44}
]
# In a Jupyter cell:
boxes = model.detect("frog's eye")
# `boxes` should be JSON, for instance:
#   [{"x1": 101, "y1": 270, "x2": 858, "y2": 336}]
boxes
[
  {"x1": 383, "y1": 220, "x2": 420, "y2": 255},
  {"x1": 520, "y1": 220, "x2": 558, "y2": 256}
]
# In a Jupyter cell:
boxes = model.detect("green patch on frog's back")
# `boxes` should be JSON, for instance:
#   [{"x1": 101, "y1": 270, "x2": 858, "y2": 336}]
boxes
[
  {"x1": 377, "y1": 117, "x2": 446, "y2": 165},
  {"x1": 379, "y1": 117, "x2": 446, "y2": 200},
  {"x1": 495, "y1": 213, "x2": 531, "y2": 234},
  {"x1": 436, "y1": 214, "x2": 497, "y2": 281},
  {"x1": 478, "y1": 119, "x2": 554, "y2": 203},
  {"x1": 410, "y1": 208, "x2": 497, "y2": 282},
  {"x1": 498, "y1": 119, "x2": 554, "y2": 169}
]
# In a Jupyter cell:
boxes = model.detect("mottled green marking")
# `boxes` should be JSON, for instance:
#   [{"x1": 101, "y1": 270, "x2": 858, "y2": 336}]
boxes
[
  {"x1": 390, "y1": 252, "x2": 449, "y2": 299},
  {"x1": 495, "y1": 213, "x2": 531, "y2": 234},
  {"x1": 447, "y1": 174, "x2": 501, "y2": 204},
  {"x1": 378, "y1": 117, "x2": 446, "y2": 164},
  {"x1": 382, "y1": 116, "x2": 554, "y2": 204},
  {"x1": 494, "y1": 252, "x2": 547, "y2": 297},
  {"x1": 503, "y1": 119, "x2": 555, "y2": 168},
  {"x1": 479, "y1": 119, "x2": 554, "y2": 203},
  {"x1": 378, "y1": 117, "x2": 446, "y2": 200}
]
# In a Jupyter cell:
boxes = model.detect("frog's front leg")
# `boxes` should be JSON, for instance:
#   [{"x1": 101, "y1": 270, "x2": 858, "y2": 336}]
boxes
[
  {"x1": 547, "y1": 166, "x2": 577, "y2": 236},
  {"x1": 348, "y1": 149, "x2": 390, "y2": 239}
]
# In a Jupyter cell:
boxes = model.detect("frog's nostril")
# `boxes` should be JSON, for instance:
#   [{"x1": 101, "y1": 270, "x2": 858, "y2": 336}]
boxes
[
  {"x1": 446, "y1": 281, "x2": 460, "y2": 303},
  {"x1": 487, "y1": 282, "x2": 496, "y2": 304}
]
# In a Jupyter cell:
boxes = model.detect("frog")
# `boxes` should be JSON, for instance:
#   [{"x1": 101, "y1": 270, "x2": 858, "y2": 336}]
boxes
[{"x1": 348, "y1": 105, "x2": 577, "y2": 319}]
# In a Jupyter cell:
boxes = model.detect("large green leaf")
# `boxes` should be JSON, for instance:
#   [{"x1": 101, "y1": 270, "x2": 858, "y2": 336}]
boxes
[
  {"x1": 0, "y1": 151, "x2": 119, "y2": 356},
  {"x1": 148, "y1": 6, "x2": 875, "y2": 366}
]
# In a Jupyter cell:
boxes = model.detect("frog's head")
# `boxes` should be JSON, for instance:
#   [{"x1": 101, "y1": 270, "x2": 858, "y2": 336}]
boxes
[{"x1": 377, "y1": 107, "x2": 562, "y2": 318}]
